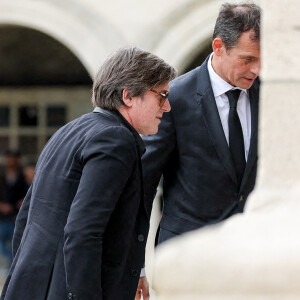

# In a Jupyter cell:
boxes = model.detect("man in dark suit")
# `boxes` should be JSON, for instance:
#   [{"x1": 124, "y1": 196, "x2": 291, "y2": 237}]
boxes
[
  {"x1": 142, "y1": 2, "x2": 261, "y2": 244},
  {"x1": 1, "y1": 47, "x2": 176, "y2": 300}
]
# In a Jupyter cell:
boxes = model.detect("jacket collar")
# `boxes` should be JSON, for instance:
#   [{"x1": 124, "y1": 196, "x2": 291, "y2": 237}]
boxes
[{"x1": 93, "y1": 107, "x2": 146, "y2": 156}]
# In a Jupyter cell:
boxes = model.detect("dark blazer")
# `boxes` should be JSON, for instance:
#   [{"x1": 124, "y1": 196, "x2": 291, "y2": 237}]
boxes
[
  {"x1": 1, "y1": 109, "x2": 149, "y2": 300},
  {"x1": 142, "y1": 56, "x2": 259, "y2": 243}
]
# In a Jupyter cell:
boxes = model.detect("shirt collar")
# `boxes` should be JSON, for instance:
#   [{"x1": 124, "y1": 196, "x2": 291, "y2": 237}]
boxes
[{"x1": 207, "y1": 53, "x2": 248, "y2": 97}]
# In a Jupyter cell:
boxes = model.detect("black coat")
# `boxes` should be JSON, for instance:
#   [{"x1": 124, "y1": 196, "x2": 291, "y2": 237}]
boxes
[
  {"x1": 142, "y1": 56, "x2": 259, "y2": 243},
  {"x1": 1, "y1": 109, "x2": 149, "y2": 300}
]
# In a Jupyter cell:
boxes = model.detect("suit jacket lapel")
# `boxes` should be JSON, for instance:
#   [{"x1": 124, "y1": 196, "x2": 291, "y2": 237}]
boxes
[
  {"x1": 240, "y1": 79, "x2": 260, "y2": 190},
  {"x1": 195, "y1": 57, "x2": 238, "y2": 185}
]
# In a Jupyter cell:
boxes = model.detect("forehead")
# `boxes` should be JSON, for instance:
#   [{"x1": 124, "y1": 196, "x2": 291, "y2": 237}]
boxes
[
  {"x1": 154, "y1": 82, "x2": 170, "y2": 92},
  {"x1": 231, "y1": 30, "x2": 260, "y2": 57}
]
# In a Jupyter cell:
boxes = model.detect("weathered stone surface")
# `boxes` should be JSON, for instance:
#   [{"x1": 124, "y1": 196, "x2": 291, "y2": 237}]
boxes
[{"x1": 261, "y1": 0, "x2": 300, "y2": 81}]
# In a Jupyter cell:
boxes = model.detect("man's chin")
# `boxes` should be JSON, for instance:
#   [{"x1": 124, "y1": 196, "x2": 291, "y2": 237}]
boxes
[
  {"x1": 239, "y1": 78, "x2": 256, "y2": 89},
  {"x1": 144, "y1": 128, "x2": 158, "y2": 136}
]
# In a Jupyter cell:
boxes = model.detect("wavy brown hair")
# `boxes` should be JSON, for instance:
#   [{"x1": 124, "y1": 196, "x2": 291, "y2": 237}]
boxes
[{"x1": 92, "y1": 47, "x2": 177, "y2": 110}]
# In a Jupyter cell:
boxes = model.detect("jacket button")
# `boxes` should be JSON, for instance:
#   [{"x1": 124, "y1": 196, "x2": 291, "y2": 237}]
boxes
[
  {"x1": 137, "y1": 234, "x2": 144, "y2": 242},
  {"x1": 67, "y1": 293, "x2": 73, "y2": 299},
  {"x1": 239, "y1": 195, "x2": 244, "y2": 202},
  {"x1": 131, "y1": 269, "x2": 139, "y2": 277}
]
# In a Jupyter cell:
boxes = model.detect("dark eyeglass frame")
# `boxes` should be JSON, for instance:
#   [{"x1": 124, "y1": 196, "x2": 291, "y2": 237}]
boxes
[{"x1": 149, "y1": 89, "x2": 169, "y2": 107}]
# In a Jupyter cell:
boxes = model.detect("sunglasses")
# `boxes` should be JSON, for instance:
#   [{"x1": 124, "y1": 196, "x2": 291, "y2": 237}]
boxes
[{"x1": 149, "y1": 89, "x2": 169, "y2": 107}]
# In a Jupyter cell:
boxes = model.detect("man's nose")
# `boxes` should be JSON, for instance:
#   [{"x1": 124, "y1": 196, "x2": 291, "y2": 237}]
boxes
[
  {"x1": 251, "y1": 60, "x2": 261, "y2": 77},
  {"x1": 162, "y1": 98, "x2": 171, "y2": 112}
]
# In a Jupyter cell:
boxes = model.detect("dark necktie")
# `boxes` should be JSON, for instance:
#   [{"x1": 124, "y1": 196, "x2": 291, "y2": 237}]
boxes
[{"x1": 226, "y1": 89, "x2": 246, "y2": 186}]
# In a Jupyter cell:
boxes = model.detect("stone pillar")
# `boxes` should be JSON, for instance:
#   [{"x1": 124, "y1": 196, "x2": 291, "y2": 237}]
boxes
[{"x1": 151, "y1": 0, "x2": 300, "y2": 299}]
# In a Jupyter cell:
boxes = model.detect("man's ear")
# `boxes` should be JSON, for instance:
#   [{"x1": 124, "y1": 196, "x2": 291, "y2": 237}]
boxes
[
  {"x1": 212, "y1": 38, "x2": 224, "y2": 56},
  {"x1": 122, "y1": 88, "x2": 133, "y2": 107}
]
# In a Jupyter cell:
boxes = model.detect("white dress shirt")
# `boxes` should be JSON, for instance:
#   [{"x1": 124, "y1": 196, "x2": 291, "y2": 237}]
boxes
[{"x1": 207, "y1": 53, "x2": 251, "y2": 160}]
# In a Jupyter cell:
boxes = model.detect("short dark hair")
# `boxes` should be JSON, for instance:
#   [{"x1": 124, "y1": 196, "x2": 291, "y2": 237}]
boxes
[
  {"x1": 213, "y1": 2, "x2": 261, "y2": 50},
  {"x1": 92, "y1": 47, "x2": 177, "y2": 110}
]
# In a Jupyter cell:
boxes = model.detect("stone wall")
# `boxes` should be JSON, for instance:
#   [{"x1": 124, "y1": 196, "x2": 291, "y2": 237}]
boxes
[{"x1": 0, "y1": 0, "x2": 221, "y2": 74}]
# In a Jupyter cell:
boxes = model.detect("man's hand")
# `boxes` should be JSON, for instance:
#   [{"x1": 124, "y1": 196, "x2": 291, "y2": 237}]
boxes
[{"x1": 135, "y1": 276, "x2": 150, "y2": 300}]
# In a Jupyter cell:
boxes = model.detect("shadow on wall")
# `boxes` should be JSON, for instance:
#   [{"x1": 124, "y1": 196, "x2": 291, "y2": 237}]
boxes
[{"x1": 183, "y1": 41, "x2": 212, "y2": 74}]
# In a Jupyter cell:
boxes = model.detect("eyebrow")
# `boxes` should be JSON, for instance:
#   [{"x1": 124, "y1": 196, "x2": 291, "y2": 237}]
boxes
[{"x1": 239, "y1": 55, "x2": 258, "y2": 59}]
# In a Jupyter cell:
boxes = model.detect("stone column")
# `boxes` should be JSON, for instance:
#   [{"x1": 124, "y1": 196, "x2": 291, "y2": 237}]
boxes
[{"x1": 151, "y1": 0, "x2": 300, "y2": 299}]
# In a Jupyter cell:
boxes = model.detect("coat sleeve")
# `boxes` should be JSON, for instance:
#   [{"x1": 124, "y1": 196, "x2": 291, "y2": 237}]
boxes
[
  {"x1": 12, "y1": 184, "x2": 32, "y2": 256},
  {"x1": 63, "y1": 126, "x2": 136, "y2": 300},
  {"x1": 142, "y1": 107, "x2": 176, "y2": 216}
]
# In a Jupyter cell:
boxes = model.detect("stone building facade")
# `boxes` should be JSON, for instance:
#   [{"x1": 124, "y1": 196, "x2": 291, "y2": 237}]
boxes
[{"x1": 0, "y1": 0, "x2": 225, "y2": 163}]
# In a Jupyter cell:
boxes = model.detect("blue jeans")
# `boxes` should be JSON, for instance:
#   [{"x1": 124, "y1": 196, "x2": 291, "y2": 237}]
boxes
[{"x1": 0, "y1": 220, "x2": 15, "y2": 266}]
